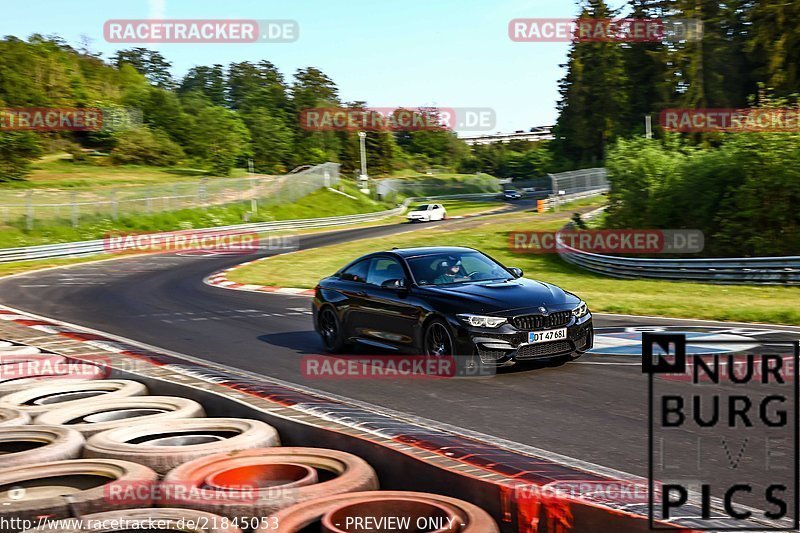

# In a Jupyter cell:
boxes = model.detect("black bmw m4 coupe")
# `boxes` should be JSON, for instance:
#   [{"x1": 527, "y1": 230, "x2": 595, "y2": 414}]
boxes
[{"x1": 312, "y1": 246, "x2": 593, "y2": 367}]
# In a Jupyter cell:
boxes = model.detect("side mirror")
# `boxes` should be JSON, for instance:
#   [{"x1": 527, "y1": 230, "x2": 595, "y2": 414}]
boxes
[
  {"x1": 508, "y1": 267, "x2": 523, "y2": 278},
  {"x1": 381, "y1": 278, "x2": 407, "y2": 289}
]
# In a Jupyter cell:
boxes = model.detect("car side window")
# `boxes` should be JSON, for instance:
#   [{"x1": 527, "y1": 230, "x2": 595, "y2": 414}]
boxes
[
  {"x1": 366, "y1": 257, "x2": 405, "y2": 287},
  {"x1": 339, "y1": 259, "x2": 369, "y2": 283}
]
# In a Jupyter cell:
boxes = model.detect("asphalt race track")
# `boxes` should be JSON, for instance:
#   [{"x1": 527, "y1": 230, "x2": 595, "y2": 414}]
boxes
[{"x1": 1, "y1": 205, "x2": 798, "y2": 510}]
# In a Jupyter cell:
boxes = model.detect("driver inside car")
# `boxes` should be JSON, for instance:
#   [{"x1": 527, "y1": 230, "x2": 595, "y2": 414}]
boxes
[{"x1": 433, "y1": 257, "x2": 466, "y2": 284}]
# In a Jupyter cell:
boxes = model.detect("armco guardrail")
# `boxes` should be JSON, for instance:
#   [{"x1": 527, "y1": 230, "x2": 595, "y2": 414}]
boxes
[
  {"x1": 0, "y1": 192, "x2": 508, "y2": 263},
  {"x1": 556, "y1": 225, "x2": 800, "y2": 285},
  {"x1": 0, "y1": 206, "x2": 404, "y2": 263}
]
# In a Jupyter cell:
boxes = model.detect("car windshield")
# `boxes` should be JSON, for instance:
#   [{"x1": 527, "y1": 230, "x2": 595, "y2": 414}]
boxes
[
  {"x1": 413, "y1": 204, "x2": 431, "y2": 211},
  {"x1": 406, "y1": 251, "x2": 514, "y2": 286}
]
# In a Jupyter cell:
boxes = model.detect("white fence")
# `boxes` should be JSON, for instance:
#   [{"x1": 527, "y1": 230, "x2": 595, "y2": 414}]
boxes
[{"x1": 0, "y1": 163, "x2": 340, "y2": 230}]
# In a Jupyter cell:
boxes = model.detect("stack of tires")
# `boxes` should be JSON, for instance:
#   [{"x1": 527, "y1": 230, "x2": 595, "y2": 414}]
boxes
[{"x1": 0, "y1": 344, "x2": 498, "y2": 532}]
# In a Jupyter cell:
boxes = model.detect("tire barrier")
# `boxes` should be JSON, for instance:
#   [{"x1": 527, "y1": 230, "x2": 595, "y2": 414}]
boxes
[
  {"x1": 20, "y1": 508, "x2": 244, "y2": 533},
  {"x1": 0, "y1": 345, "x2": 42, "y2": 356},
  {"x1": 0, "y1": 352, "x2": 59, "y2": 365},
  {"x1": 161, "y1": 447, "x2": 379, "y2": 520},
  {"x1": 0, "y1": 425, "x2": 84, "y2": 467},
  {"x1": 3, "y1": 309, "x2": 671, "y2": 531},
  {"x1": 0, "y1": 379, "x2": 147, "y2": 415},
  {"x1": 0, "y1": 407, "x2": 30, "y2": 426},
  {"x1": 84, "y1": 417, "x2": 281, "y2": 475},
  {"x1": 34, "y1": 396, "x2": 206, "y2": 436},
  {"x1": 269, "y1": 491, "x2": 499, "y2": 533},
  {"x1": 0, "y1": 374, "x2": 102, "y2": 395},
  {"x1": 0, "y1": 458, "x2": 158, "y2": 530}
]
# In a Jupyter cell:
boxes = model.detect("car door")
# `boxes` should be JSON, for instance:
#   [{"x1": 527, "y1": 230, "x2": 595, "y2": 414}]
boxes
[
  {"x1": 360, "y1": 256, "x2": 421, "y2": 350},
  {"x1": 333, "y1": 258, "x2": 371, "y2": 339}
]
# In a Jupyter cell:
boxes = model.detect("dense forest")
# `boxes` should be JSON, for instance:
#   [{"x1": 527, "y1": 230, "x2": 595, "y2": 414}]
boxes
[
  {"x1": 0, "y1": 36, "x2": 551, "y2": 182},
  {"x1": 555, "y1": 0, "x2": 800, "y2": 256}
]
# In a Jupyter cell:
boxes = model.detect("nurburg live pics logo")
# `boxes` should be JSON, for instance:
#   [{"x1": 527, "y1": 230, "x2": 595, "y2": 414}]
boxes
[{"x1": 643, "y1": 333, "x2": 799, "y2": 530}]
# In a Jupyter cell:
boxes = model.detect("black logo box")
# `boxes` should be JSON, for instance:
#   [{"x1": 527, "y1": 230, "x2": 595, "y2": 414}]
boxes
[{"x1": 643, "y1": 332, "x2": 799, "y2": 531}]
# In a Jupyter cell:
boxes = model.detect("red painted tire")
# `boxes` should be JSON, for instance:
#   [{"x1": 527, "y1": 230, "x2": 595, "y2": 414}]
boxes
[
  {"x1": 20, "y1": 508, "x2": 242, "y2": 533},
  {"x1": 84, "y1": 417, "x2": 281, "y2": 474},
  {"x1": 267, "y1": 491, "x2": 500, "y2": 532},
  {"x1": 0, "y1": 425, "x2": 84, "y2": 467},
  {"x1": 0, "y1": 458, "x2": 157, "y2": 528},
  {"x1": 161, "y1": 447, "x2": 378, "y2": 520}
]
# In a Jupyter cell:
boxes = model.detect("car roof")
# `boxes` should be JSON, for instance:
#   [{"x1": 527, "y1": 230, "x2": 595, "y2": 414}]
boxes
[{"x1": 386, "y1": 246, "x2": 476, "y2": 258}]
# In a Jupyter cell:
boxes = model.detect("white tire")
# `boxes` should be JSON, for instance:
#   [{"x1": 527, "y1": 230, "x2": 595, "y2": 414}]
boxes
[
  {"x1": 0, "y1": 458, "x2": 157, "y2": 528},
  {"x1": 0, "y1": 407, "x2": 29, "y2": 426},
  {"x1": 0, "y1": 346, "x2": 41, "y2": 356},
  {"x1": 0, "y1": 426, "x2": 84, "y2": 467},
  {"x1": 0, "y1": 377, "x2": 99, "y2": 397},
  {"x1": 0, "y1": 379, "x2": 147, "y2": 415},
  {"x1": 85, "y1": 417, "x2": 280, "y2": 474},
  {"x1": 34, "y1": 396, "x2": 206, "y2": 436}
]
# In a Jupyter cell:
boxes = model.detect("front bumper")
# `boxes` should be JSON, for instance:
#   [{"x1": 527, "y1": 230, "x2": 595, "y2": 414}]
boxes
[{"x1": 451, "y1": 314, "x2": 593, "y2": 367}]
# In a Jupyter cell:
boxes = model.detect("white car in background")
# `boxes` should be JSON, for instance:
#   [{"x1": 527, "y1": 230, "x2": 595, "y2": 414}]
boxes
[{"x1": 406, "y1": 203, "x2": 447, "y2": 222}]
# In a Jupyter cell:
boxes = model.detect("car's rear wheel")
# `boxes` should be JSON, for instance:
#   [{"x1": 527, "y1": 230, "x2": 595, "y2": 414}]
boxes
[
  {"x1": 318, "y1": 306, "x2": 346, "y2": 353},
  {"x1": 423, "y1": 319, "x2": 453, "y2": 357}
]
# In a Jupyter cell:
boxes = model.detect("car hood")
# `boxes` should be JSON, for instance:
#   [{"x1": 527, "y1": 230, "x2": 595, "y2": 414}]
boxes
[{"x1": 417, "y1": 278, "x2": 579, "y2": 315}]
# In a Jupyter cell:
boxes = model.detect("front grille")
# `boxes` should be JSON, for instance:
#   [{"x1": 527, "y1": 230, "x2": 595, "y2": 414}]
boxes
[
  {"x1": 511, "y1": 311, "x2": 572, "y2": 331},
  {"x1": 477, "y1": 349, "x2": 508, "y2": 363},
  {"x1": 515, "y1": 341, "x2": 572, "y2": 360}
]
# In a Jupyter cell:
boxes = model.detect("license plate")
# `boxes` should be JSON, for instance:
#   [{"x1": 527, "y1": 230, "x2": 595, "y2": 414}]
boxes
[{"x1": 528, "y1": 328, "x2": 567, "y2": 344}]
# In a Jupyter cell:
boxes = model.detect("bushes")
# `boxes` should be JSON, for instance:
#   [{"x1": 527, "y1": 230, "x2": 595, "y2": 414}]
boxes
[
  {"x1": 111, "y1": 127, "x2": 184, "y2": 166},
  {"x1": 0, "y1": 132, "x2": 41, "y2": 183},
  {"x1": 605, "y1": 134, "x2": 800, "y2": 256}
]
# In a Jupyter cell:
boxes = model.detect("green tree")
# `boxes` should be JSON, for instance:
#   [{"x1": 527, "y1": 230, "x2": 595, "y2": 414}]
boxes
[
  {"x1": 0, "y1": 131, "x2": 41, "y2": 182},
  {"x1": 552, "y1": 0, "x2": 628, "y2": 165},
  {"x1": 112, "y1": 126, "x2": 184, "y2": 166}
]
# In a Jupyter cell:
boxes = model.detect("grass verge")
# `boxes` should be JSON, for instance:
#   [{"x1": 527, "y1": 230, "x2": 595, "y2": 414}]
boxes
[
  {"x1": 229, "y1": 208, "x2": 800, "y2": 325},
  {"x1": 0, "y1": 180, "x2": 394, "y2": 248}
]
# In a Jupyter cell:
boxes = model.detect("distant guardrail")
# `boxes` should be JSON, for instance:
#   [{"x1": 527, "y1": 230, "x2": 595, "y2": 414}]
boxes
[
  {"x1": 556, "y1": 210, "x2": 800, "y2": 285},
  {"x1": 0, "y1": 207, "x2": 404, "y2": 263},
  {"x1": 0, "y1": 192, "x2": 511, "y2": 264}
]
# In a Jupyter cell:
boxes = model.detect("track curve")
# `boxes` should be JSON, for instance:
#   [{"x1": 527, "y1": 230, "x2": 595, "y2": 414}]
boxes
[{"x1": 1, "y1": 204, "x2": 797, "y2": 490}]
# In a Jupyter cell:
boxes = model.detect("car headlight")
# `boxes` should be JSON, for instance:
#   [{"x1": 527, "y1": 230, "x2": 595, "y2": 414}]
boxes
[
  {"x1": 572, "y1": 301, "x2": 589, "y2": 318},
  {"x1": 457, "y1": 314, "x2": 507, "y2": 328}
]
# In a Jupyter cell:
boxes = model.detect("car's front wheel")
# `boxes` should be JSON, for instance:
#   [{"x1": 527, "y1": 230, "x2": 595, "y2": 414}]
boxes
[
  {"x1": 318, "y1": 306, "x2": 346, "y2": 353},
  {"x1": 423, "y1": 319, "x2": 453, "y2": 357}
]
